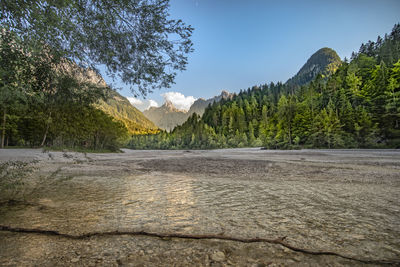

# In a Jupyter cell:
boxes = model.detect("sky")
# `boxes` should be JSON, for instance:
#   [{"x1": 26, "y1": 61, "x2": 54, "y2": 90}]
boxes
[{"x1": 102, "y1": 0, "x2": 400, "y2": 111}]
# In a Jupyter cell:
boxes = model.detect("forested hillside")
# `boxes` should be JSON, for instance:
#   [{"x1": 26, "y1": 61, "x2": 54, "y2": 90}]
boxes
[
  {"x1": 285, "y1": 47, "x2": 342, "y2": 88},
  {"x1": 75, "y1": 67, "x2": 159, "y2": 135},
  {"x1": 0, "y1": 29, "x2": 155, "y2": 151},
  {"x1": 128, "y1": 24, "x2": 400, "y2": 149},
  {"x1": 187, "y1": 90, "x2": 233, "y2": 116},
  {"x1": 97, "y1": 90, "x2": 159, "y2": 135},
  {"x1": 0, "y1": 0, "x2": 194, "y2": 151}
]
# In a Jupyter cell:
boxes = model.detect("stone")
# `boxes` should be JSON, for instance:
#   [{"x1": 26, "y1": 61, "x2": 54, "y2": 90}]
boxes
[
  {"x1": 71, "y1": 257, "x2": 80, "y2": 263},
  {"x1": 211, "y1": 251, "x2": 225, "y2": 262}
]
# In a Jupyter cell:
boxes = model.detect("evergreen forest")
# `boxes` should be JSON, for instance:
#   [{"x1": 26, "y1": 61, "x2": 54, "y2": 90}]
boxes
[{"x1": 128, "y1": 24, "x2": 400, "y2": 150}]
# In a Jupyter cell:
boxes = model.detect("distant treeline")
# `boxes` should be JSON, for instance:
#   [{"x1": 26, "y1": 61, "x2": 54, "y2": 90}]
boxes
[
  {"x1": 128, "y1": 24, "x2": 400, "y2": 149},
  {"x1": 0, "y1": 29, "x2": 129, "y2": 151}
]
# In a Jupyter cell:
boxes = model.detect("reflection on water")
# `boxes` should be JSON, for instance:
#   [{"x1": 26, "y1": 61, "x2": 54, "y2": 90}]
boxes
[
  {"x1": 119, "y1": 173, "x2": 199, "y2": 232},
  {"x1": 0, "y1": 172, "x2": 206, "y2": 234},
  {"x1": 0, "y1": 171, "x2": 294, "y2": 237},
  {"x1": 0, "y1": 167, "x2": 399, "y2": 260}
]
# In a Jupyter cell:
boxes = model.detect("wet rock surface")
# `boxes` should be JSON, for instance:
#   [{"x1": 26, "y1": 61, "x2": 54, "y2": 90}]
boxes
[{"x1": 0, "y1": 148, "x2": 399, "y2": 266}]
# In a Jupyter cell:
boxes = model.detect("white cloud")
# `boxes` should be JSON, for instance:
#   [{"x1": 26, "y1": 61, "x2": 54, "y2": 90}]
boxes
[
  {"x1": 127, "y1": 97, "x2": 143, "y2": 105},
  {"x1": 148, "y1": 99, "x2": 159, "y2": 109},
  {"x1": 162, "y1": 92, "x2": 197, "y2": 111},
  {"x1": 127, "y1": 97, "x2": 159, "y2": 111}
]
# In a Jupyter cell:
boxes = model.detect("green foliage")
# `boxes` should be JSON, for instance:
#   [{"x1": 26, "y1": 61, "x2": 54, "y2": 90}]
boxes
[
  {"x1": 308, "y1": 104, "x2": 345, "y2": 148},
  {"x1": 356, "y1": 24, "x2": 400, "y2": 66},
  {"x1": 0, "y1": 29, "x2": 130, "y2": 151},
  {"x1": 0, "y1": 29, "x2": 31, "y2": 148},
  {"x1": 0, "y1": 0, "x2": 193, "y2": 95},
  {"x1": 128, "y1": 24, "x2": 400, "y2": 150},
  {"x1": 286, "y1": 47, "x2": 342, "y2": 88},
  {"x1": 0, "y1": 160, "x2": 37, "y2": 201},
  {"x1": 96, "y1": 90, "x2": 159, "y2": 135}
]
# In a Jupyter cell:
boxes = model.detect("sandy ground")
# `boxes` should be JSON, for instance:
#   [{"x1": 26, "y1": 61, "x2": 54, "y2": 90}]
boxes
[{"x1": 0, "y1": 148, "x2": 399, "y2": 266}]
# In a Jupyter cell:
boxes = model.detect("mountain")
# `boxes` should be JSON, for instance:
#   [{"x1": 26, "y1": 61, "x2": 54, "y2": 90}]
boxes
[
  {"x1": 97, "y1": 90, "x2": 159, "y2": 135},
  {"x1": 142, "y1": 100, "x2": 188, "y2": 132},
  {"x1": 285, "y1": 47, "x2": 342, "y2": 87},
  {"x1": 130, "y1": 24, "x2": 400, "y2": 150},
  {"x1": 143, "y1": 91, "x2": 233, "y2": 131},
  {"x1": 76, "y1": 67, "x2": 159, "y2": 135},
  {"x1": 188, "y1": 90, "x2": 233, "y2": 116},
  {"x1": 140, "y1": 48, "x2": 341, "y2": 134}
]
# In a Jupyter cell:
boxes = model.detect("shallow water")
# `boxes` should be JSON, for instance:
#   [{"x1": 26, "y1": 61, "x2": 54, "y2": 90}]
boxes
[{"x1": 0, "y1": 148, "x2": 400, "y2": 265}]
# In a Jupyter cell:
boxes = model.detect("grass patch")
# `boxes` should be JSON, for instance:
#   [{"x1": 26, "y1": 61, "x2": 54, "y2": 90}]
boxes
[{"x1": 0, "y1": 160, "x2": 38, "y2": 202}]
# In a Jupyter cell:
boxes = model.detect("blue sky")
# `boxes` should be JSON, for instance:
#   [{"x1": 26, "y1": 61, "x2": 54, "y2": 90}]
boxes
[{"x1": 103, "y1": 0, "x2": 400, "y2": 111}]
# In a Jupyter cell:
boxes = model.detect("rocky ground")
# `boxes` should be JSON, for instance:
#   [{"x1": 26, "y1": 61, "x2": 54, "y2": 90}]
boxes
[{"x1": 0, "y1": 148, "x2": 399, "y2": 266}]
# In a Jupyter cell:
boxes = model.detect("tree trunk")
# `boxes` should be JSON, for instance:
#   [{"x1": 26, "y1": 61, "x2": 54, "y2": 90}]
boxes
[
  {"x1": 40, "y1": 111, "x2": 52, "y2": 147},
  {"x1": 1, "y1": 108, "x2": 6, "y2": 149},
  {"x1": 94, "y1": 132, "x2": 99, "y2": 150},
  {"x1": 40, "y1": 124, "x2": 49, "y2": 147}
]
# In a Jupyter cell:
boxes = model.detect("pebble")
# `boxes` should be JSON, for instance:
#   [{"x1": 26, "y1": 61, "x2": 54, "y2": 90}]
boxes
[
  {"x1": 211, "y1": 251, "x2": 226, "y2": 262},
  {"x1": 71, "y1": 257, "x2": 80, "y2": 263}
]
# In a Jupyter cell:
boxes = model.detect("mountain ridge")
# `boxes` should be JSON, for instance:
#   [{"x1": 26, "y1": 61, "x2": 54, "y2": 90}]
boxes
[
  {"x1": 138, "y1": 48, "x2": 341, "y2": 132},
  {"x1": 285, "y1": 47, "x2": 342, "y2": 87},
  {"x1": 143, "y1": 90, "x2": 233, "y2": 131},
  {"x1": 97, "y1": 90, "x2": 159, "y2": 135},
  {"x1": 77, "y1": 67, "x2": 159, "y2": 135}
]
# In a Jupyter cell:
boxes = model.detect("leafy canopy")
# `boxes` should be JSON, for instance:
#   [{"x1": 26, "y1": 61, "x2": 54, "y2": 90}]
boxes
[{"x1": 0, "y1": 0, "x2": 194, "y2": 95}]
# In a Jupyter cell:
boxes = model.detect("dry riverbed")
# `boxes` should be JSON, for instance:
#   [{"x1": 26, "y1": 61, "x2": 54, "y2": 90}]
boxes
[{"x1": 0, "y1": 148, "x2": 399, "y2": 266}]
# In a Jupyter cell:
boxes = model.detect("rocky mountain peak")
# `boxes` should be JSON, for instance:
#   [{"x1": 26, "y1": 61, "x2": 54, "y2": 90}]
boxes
[
  {"x1": 220, "y1": 90, "x2": 230, "y2": 98},
  {"x1": 164, "y1": 100, "x2": 175, "y2": 109},
  {"x1": 143, "y1": 90, "x2": 231, "y2": 131},
  {"x1": 285, "y1": 47, "x2": 342, "y2": 87}
]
